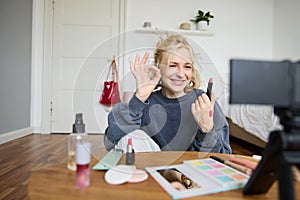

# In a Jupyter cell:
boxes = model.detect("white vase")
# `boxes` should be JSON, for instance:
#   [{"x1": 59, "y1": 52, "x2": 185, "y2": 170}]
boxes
[{"x1": 196, "y1": 21, "x2": 208, "y2": 31}]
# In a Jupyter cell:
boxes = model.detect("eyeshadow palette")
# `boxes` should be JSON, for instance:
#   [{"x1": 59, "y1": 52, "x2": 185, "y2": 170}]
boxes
[
  {"x1": 184, "y1": 159, "x2": 249, "y2": 190},
  {"x1": 146, "y1": 158, "x2": 250, "y2": 199}
]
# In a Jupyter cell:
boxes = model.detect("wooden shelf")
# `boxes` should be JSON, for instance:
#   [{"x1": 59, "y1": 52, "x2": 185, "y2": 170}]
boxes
[{"x1": 135, "y1": 27, "x2": 215, "y2": 36}]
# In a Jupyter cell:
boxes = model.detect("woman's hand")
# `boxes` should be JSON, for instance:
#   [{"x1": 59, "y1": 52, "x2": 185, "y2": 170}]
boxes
[
  {"x1": 191, "y1": 92, "x2": 215, "y2": 132},
  {"x1": 130, "y1": 51, "x2": 161, "y2": 102}
]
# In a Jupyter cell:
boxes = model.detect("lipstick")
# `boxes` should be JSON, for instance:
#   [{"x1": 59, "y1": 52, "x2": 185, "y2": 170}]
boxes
[
  {"x1": 229, "y1": 155, "x2": 258, "y2": 171},
  {"x1": 206, "y1": 77, "x2": 213, "y2": 100},
  {"x1": 126, "y1": 138, "x2": 135, "y2": 165}
]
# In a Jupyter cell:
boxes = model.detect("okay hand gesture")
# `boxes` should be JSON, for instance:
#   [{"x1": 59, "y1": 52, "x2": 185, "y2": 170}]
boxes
[{"x1": 130, "y1": 51, "x2": 161, "y2": 102}]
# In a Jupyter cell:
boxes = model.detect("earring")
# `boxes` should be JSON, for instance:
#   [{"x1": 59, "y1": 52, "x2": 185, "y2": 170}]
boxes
[{"x1": 159, "y1": 79, "x2": 162, "y2": 85}]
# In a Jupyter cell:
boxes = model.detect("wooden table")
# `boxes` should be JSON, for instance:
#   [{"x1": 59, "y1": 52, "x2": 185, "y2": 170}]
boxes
[{"x1": 29, "y1": 151, "x2": 299, "y2": 200}]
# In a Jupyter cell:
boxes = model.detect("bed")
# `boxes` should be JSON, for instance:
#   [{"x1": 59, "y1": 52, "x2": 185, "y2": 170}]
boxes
[{"x1": 217, "y1": 82, "x2": 283, "y2": 148}]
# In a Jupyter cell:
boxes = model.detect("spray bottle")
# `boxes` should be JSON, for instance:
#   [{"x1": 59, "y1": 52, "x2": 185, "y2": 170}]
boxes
[{"x1": 67, "y1": 113, "x2": 89, "y2": 171}]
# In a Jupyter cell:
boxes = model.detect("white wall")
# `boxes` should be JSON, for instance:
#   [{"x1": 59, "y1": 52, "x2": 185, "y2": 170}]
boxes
[
  {"x1": 273, "y1": 0, "x2": 300, "y2": 61},
  {"x1": 125, "y1": 0, "x2": 274, "y2": 83}
]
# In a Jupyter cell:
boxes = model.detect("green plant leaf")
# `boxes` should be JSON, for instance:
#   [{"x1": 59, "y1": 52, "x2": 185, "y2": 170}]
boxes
[
  {"x1": 190, "y1": 9, "x2": 214, "y2": 25},
  {"x1": 198, "y1": 10, "x2": 204, "y2": 17}
]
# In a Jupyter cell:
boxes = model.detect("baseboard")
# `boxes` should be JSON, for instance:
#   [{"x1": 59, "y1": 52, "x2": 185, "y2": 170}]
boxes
[
  {"x1": 32, "y1": 126, "x2": 42, "y2": 134},
  {"x1": 0, "y1": 127, "x2": 33, "y2": 144}
]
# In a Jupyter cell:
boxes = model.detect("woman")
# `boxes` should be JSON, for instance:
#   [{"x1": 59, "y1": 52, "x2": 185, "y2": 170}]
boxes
[{"x1": 104, "y1": 35, "x2": 231, "y2": 153}]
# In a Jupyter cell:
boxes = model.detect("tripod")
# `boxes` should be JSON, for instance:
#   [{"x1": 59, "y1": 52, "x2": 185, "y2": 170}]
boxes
[{"x1": 243, "y1": 107, "x2": 300, "y2": 200}]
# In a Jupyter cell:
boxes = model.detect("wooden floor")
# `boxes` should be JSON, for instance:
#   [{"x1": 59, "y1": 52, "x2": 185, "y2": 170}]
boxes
[{"x1": 0, "y1": 134, "x2": 263, "y2": 200}]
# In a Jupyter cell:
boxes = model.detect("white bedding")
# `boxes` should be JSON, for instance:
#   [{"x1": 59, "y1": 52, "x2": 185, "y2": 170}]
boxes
[{"x1": 217, "y1": 85, "x2": 283, "y2": 143}]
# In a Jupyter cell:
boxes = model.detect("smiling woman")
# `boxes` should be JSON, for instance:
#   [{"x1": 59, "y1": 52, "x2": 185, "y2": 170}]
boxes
[
  {"x1": 103, "y1": 34, "x2": 232, "y2": 154},
  {"x1": 157, "y1": 44, "x2": 195, "y2": 98}
]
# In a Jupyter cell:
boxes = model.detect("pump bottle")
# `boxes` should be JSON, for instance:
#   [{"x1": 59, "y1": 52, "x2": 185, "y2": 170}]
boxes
[{"x1": 67, "y1": 113, "x2": 89, "y2": 171}]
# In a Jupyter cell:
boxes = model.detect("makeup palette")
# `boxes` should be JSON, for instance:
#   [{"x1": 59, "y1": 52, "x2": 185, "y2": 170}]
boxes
[
  {"x1": 184, "y1": 158, "x2": 249, "y2": 189},
  {"x1": 146, "y1": 158, "x2": 250, "y2": 199}
]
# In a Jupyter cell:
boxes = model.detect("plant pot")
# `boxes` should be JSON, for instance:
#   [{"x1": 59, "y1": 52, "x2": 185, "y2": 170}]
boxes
[{"x1": 196, "y1": 21, "x2": 208, "y2": 31}]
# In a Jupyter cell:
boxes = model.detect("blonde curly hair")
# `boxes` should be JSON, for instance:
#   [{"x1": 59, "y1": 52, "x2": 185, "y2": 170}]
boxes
[{"x1": 154, "y1": 34, "x2": 201, "y2": 92}]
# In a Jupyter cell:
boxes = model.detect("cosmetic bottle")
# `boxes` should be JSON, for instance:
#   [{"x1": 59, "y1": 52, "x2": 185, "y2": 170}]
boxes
[
  {"x1": 125, "y1": 138, "x2": 135, "y2": 165},
  {"x1": 67, "y1": 113, "x2": 89, "y2": 171}
]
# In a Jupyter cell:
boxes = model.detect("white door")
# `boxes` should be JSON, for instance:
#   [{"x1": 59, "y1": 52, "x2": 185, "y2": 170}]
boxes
[{"x1": 51, "y1": 0, "x2": 121, "y2": 133}]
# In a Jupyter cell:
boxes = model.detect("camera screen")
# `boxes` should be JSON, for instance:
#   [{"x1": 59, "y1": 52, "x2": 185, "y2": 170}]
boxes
[{"x1": 229, "y1": 59, "x2": 291, "y2": 106}]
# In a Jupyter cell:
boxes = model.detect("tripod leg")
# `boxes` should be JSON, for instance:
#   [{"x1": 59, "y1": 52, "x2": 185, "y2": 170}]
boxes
[{"x1": 278, "y1": 154, "x2": 294, "y2": 200}]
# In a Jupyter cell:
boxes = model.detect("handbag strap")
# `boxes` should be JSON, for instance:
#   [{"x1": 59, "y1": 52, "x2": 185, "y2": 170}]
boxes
[
  {"x1": 105, "y1": 56, "x2": 119, "y2": 82},
  {"x1": 111, "y1": 58, "x2": 119, "y2": 82}
]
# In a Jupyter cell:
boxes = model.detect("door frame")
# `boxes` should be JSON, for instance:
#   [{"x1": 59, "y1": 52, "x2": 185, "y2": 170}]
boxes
[
  {"x1": 32, "y1": 0, "x2": 127, "y2": 133},
  {"x1": 31, "y1": 0, "x2": 46, "y2": 133}
]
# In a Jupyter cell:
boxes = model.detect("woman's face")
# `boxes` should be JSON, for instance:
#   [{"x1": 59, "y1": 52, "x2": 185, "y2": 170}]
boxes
[{"x1": 159, "y1": 47, "x2": 193, "y2": 98}]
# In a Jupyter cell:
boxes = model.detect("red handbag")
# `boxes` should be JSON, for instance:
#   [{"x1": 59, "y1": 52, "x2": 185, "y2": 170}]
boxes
[{"x1": 99, "y1": 57, "x2": 121, "y2": 106}]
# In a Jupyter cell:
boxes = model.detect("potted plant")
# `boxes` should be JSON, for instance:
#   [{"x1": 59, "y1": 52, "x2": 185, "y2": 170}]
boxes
[{"x1": 190, "y1": 10, "x2": 214, "y2": 30}]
